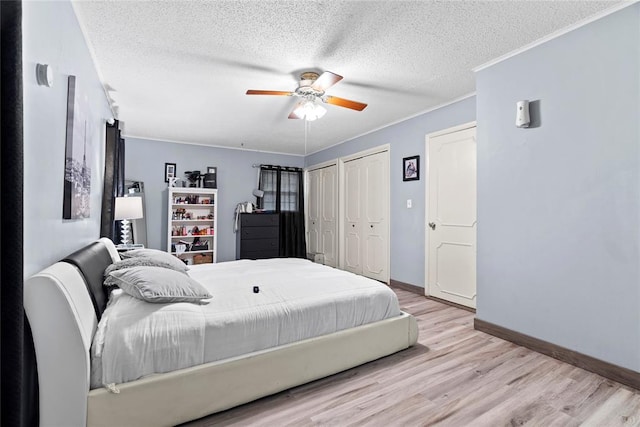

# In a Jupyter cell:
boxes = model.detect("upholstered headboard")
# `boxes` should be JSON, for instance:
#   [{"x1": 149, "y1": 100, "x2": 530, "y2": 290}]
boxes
[
  {"x1": 24, "y1": 237, "x2": 120, "y2": 426},
  {"x1": 62, "y1": 240, "x2": 117, "y2": 320}
]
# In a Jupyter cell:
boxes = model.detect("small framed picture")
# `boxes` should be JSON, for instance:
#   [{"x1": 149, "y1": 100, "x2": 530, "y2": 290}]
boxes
[
  {"x1": 403, "y1": 155, "x2": 420, "y2": 181},
  {"x1": 206, "y1": 166, "x2": 216, "y2": 174},
  {"x1": 165, "y1": 162, "x2": 176, "y2": 183}
]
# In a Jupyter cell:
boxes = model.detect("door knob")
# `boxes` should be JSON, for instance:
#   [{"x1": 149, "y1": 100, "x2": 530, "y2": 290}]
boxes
[{"x1": 428, "y1": 222, "x2": 436, "y2": 230}]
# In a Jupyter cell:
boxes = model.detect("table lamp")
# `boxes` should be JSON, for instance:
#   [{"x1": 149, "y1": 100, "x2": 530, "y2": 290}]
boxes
[{"x1": 114, "y1": 196, "x2": 143, "y2": 246}]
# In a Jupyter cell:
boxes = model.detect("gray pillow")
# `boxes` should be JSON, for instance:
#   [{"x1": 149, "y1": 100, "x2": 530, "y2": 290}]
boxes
[
  {"x1": 119, "y1": 248, "x2": 188, "y2": 272},
  {"x1": 106, "y1": 266, "x2": 211, "y2": 303},
  {"x1": 104, "y1": 257, "x2": 188, "y2": 288}
]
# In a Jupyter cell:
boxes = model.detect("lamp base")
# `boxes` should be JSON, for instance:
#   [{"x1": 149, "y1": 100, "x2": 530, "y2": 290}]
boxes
[{"x1": 120, "y1": 219, "x2": 131, "y2": 246}]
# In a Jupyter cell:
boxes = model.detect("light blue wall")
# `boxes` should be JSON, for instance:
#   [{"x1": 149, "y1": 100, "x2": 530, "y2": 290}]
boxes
[
  {"x1": 476, "y1": 4, "x2": 640, "y2": 371},
  {"x1": 125, "y1": 138, "x2": 303, "y2": 261},
  {"x1": 23, "y1": 1, "x2": 112, "y2": 278},
  {"x1": 306, "y1": 97, "x2": 476, "y2": 287}
]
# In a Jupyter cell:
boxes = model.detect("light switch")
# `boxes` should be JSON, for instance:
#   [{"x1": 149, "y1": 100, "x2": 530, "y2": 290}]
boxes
[{"x1": 406, "y1": 199, "x2": 412, "y2": 208}]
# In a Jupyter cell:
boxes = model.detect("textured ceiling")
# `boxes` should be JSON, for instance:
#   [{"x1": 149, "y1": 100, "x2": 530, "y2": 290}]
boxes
[{"x1": 73, "y1": 0, "x2": 621, "y2": 155}]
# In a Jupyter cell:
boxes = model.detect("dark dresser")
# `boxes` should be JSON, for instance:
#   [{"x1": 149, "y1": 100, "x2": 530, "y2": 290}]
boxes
[{"x1": 236, "y1": 213, "x2": 280, "y2": 260}]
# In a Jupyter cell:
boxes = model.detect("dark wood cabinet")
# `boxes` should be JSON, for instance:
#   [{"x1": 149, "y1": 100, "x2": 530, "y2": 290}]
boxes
[{"x1": 236, "y1": 213, "x2": 279, "y2": 260}]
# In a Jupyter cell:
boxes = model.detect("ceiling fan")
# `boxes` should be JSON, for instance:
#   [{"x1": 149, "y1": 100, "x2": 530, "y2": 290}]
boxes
[{"x1": 246, "y1": 71, "x2": 367, "y2": 121}]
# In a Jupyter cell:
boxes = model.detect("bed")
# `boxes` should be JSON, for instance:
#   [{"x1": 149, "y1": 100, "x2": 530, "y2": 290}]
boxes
[{"x1": 24, "y1": 238, "x2": 418, "y2": 427}]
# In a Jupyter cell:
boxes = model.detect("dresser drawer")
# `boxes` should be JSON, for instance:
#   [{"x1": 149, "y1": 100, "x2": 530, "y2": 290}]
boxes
[
  {"x1": 241, "y1": 227, "x2": 278, "y2": 239},
  {"x1": 240, "y1": 249, "x2": 279, "y2": 260},
  {"x1": 240, "y1": 213, "x2": 279, "y2": 227},
  {"x1": 241, "y1": 238, "x2": 278, "y2": 252}
]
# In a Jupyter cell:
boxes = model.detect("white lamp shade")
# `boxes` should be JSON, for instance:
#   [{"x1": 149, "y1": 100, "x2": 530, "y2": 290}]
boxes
[{"x1": 114, "y1": 196, "x2": 143, "y2": 220}]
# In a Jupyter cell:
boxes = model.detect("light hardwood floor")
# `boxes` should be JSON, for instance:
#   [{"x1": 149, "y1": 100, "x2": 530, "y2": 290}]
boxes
[{"x1": 183, "y1": 288, "x2": 640, "y2": 426}]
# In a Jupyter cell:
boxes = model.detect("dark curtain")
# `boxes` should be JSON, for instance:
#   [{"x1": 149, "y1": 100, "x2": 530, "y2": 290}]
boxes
[
  {"x1": 100, "y1": 121, "x2": 125, "y2": 242},
  {"x1": 1, "y1": 2, "x2": 37, "y2": 426},
  {"x1": 259, "y1": 165, "x2": 306, "y2": 258}
]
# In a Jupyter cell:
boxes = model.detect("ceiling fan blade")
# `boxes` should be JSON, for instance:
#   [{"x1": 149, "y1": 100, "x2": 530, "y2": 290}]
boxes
[
  {"x1": 288, "y1": 101, "x2": 304, "y2": 119},
  {"x1": 311, "y1": 71, "x2": 343, "y2": 92},
  {"x1": 324, "y1": 96, "x2": 368, "y2": 111},
  {"x1": 246, "y1": 90, "x2": 293, "y2": 96}
]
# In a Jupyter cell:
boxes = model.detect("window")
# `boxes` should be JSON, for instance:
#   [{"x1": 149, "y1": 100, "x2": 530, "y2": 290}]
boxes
[{"x1": 259, "y1": 168, "x2": 300, "y2": 212}]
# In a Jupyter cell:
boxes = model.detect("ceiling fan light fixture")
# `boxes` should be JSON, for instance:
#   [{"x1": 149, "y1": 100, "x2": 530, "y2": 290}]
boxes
[
  {"x1": 295, "y1": 99, "x2": 326, "y2": 121},
  {"x1": 307, "y1": 103, "x2": 326, "y2": 121},
  {"x1": 247, "y1": 70, "x2": 366, "y2": 120}
]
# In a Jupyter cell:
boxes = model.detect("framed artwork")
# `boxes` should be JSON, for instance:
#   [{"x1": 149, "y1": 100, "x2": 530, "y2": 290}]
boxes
[
  {"x1": 403, "y1": 155, "x2": 420, "y2": 181},
  {"x1": 63, "y1": 75, "x2": 92, "y2": 219},
  {"x1": 165, "y1": 162, "x2": 176, "y2": 182}
]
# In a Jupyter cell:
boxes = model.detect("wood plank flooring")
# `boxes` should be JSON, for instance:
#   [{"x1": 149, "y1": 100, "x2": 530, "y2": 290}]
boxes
[{"x1": 182, "y1": 289, "x2": 640, "y2": 426}]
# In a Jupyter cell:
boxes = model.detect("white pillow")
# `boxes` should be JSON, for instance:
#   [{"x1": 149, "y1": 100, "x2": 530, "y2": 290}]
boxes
[
  {"x1": 106, "y1": 266, "x2": 211, "y2": 303},
  {"x1": 120, "y1": 248, "x2": 189, "y2": 272},
  {"x1": 104, "y1": 257, "x2": 188, "y2": 288}
]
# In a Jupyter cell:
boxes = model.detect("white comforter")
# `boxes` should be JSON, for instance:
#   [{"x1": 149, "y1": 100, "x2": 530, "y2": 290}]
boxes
[{"x1": 91, "y1": 258, "x2": 401, "y2": 388}]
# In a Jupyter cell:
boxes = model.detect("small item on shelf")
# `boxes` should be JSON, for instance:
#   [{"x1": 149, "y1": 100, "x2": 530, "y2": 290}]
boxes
[
  {"x1": 175, "y1": 195, "x2": 204, "y2": 205},
  {"x1": 184, "y1": 171, "x2": 202, "y2": 188},
  {"x1": 173, "y1": 207, "x2": 187, "y2": 219},
  {"x1": 191, "y1": 238, "x2": 208, "y2": 252},
  {"x1": 193, "y1": 253, "x2": 213, "y2": 264},
  {"x1": 177, "y1": 240, "x2": 191, "y2": 252}
]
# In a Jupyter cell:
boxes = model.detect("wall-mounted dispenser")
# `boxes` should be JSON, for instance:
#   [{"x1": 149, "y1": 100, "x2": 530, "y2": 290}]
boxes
[{"x1": 516, "y1": 100, "x2": 530, "y2": 128}]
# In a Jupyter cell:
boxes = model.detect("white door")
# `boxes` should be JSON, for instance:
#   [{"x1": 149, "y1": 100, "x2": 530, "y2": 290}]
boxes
[
  {"x1": 320, "y1": 165, "x2": 337, "y2": 267},
  {"x1": 427, "y1": 126, "x2": 477, "y2": 308},
  {"x1": 344, "y1": 160, "x2": 362, "y2": 274},
  {"x1": 342, "y1": 150, "x2": 389, "y2": 282},
  {"x1": 362, "y1": 152, "x2": 389, "y2": 281},
  {"x1": 307, "y1": 169, "x2": 322, "y2": 255}
]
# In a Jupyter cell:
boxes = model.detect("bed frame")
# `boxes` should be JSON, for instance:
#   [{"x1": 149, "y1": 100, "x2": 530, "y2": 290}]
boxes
[{"x1": 24, "y1": 238, "x2": 419, "y2": 427}]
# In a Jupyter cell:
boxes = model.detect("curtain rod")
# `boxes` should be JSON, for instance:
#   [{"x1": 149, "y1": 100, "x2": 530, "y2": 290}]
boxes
[{"x1": 252, "y1": 164, "x2": 302, "y2": 172}]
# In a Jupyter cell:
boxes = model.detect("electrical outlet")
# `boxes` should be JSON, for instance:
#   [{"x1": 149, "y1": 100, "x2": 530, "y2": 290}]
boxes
[{"x1": 407, "y1": 199, "x2": 412, "y2": 208}]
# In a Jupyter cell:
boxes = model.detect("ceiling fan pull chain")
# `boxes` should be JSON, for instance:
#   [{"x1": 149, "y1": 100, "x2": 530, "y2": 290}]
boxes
[{"x1": 304, "y1": 119, "x2": 308, "y2": 156}]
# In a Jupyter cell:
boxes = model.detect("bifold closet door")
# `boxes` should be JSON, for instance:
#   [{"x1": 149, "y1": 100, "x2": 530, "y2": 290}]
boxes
[
  {"x1": 343, "y1": 151, "x2": 389, "y2": 282},
  {"x1": 307, "y1": 169, "x2": 322, "y2": 256},
  {"x1": 307, "y1": 165, "x2": 337, "y2": 267},
  {"x1": 362, "y1": 152, "x2": 388, "y2": 282},
  {"x1": 344, "y1": 160, "x2": 362, "y2": 274},
  {"x1": 320, "y1": 166, "x2": 337, "y2": 267}
]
